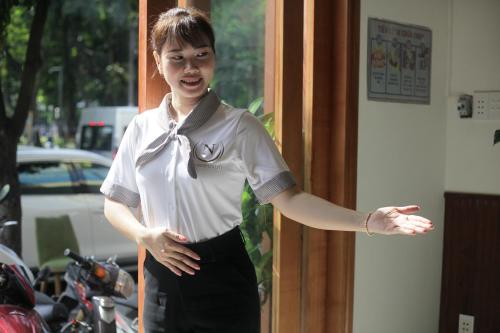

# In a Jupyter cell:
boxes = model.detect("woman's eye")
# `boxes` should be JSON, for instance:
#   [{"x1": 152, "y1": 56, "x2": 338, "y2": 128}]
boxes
[
  {"x1": 170, "y1": 55, "x2": 183, "y2": 61},
  {"x1": 196, "y1": 52, "x2": 209, "y2": 58}
]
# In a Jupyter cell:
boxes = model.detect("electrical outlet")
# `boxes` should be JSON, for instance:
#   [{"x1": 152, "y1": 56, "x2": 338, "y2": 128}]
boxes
[
  {"x1": 473, "y1": 90, "x2": 500, "y2": 120},
  {"x1": 473, "y1": 92, "x2": 489, "y2": 119},
  {"x1": 458, "y1": 314, "x2": 474, "y2": 333}
]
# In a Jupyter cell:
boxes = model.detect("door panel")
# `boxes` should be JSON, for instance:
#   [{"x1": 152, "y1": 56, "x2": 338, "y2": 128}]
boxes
[{"x1": 18, "y1": 161, "x2": 93, "y2": 268}]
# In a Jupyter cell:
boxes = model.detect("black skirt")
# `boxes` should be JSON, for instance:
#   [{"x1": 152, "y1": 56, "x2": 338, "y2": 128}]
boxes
[{"x1": 143, "y1": 226, "x2": 261, "y2": 333}]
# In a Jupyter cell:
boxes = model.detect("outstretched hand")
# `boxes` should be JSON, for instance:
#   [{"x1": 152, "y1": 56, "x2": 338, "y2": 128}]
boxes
[{"x1": 366, "y1": 205, "x2": 434, "y2": 236}]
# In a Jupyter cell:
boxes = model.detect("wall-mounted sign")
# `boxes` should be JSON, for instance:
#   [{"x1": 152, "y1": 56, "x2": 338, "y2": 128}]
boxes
[{"x1": 367, "y1": 18, "x2": 432, "y2": 104}]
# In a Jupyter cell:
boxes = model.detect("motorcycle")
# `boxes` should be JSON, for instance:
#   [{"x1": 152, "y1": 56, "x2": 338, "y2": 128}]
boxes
[
  {"x1": 0, "y1": 182, "x2": 138, "y2": 332},
  {"x1": 58, "y1": 249, "x2": 138, "y2": 333},
  {"x1": 0, "y1": 261, "x2": 51, "y2": 332},
  {"x1": 0, "y1": 184, "x2": 68, "y2": 333}
]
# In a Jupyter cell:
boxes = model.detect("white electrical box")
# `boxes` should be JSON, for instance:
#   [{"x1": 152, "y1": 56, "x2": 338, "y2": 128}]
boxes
[{"x1": 473, "y1": 90, "x2": 500, "y2": 120}]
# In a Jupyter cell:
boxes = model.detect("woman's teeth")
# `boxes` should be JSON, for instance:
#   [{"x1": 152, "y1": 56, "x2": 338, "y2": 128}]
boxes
[{"x1": 181, "y1": 78, "x2": 202, "y2": 86}]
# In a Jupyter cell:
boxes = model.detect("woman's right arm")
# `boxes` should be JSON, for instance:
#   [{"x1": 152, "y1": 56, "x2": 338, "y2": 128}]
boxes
[{"x1": 103, "y1": 198, "x2": 200, "y2": 276}]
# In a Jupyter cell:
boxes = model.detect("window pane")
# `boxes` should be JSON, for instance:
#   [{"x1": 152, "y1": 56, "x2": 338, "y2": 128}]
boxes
[
  {"x1": 78, "y1": 162, "x2": 109, "y2": 193},
  {"x1": 211, "y1": 1, "x2": 270, "y2": 332},
  {"x1": 80, "y1": 125, "x2": 113, "y2": 151},
  {"x1": 211, "y1": 0, "x2": 265, "y2": 110},
  {"x1": 18, "y1": 162, "x2": 74, "y2": 195}
]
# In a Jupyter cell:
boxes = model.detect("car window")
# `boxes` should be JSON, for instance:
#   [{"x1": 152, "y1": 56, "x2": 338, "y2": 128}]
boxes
[
  {"x1": 80, "y1": 125, "x2": 113, "y2": 151},
  {"x1": 18, "y1": 162, "x2": 75, "y2": 195},
  {"x1": 77, "y1": 162, "x2": 109, "y2": 193}
]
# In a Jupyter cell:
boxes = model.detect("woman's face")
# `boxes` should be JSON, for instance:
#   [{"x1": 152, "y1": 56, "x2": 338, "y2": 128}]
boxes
[{"x1": 154, "y1": 38, "x2": 215, "y2": 103}]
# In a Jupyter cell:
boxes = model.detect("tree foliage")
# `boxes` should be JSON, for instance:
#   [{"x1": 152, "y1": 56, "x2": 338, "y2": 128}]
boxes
[
  {"x1": 1, "y1": 0, "x2": 137, "y2": 141},
  {"x1": 36, "y1": 0, "x2": 137, "y2": 137},
  {"x1": 0, "y1": 0, "x2": 50, "y2": 255}
]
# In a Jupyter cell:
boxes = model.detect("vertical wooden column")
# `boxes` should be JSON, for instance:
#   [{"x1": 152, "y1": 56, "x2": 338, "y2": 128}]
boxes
[
  {"x1": 302, "y1": 0, "x2": 360, "y2": 332},
  {"x1": 137, "y1": 1, "x2": 174, "y2": 332},
  {"x1": 302, "y1": 1, "x2": 328, "y2": 331},
  {"x1": 325, "y1": 2, "x2": 360, "y2": 332},
  {"x1": 270, "y1": 1, "x2": 304, "y2": 332}
]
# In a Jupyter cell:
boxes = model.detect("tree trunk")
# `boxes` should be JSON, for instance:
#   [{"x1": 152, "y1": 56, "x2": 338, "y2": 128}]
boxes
[
  {"x1": 0, "y1": 0, "x2": 51, "y2": 256},
  {"x1": 63, "y1": 16, "x2": 77, "y2": 139},
  {"x1": 0, "y1": 130, "x2": 22, "y2": 255}
]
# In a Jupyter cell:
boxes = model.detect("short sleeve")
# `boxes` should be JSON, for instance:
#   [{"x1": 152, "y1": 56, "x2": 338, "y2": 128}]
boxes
[
  {"x1": 236, "y1": 112, "x2": 296, "y2": 204},
  {"x1": 100, "y1": 116, "x2": 141, "y2": 207}
]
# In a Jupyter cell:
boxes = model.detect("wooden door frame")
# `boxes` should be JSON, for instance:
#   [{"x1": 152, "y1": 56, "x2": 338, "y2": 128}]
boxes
[
  {"x1": 269, "y1": 1, "x2": 304, "y2": 332},
  {"x1": 302, "y1": 0, "x2": 360, "y2": 332},
  {"x1": 137, "y1": 2, "x2": 175, "y2": 333}
]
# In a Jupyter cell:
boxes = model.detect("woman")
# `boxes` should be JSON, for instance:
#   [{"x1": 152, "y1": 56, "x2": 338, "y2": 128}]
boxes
[{"x1": 101, "y1": 7, "x2": 433, "y2": 333}]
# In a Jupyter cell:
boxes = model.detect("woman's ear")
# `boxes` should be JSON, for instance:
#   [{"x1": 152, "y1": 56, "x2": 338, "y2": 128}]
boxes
[{"x1": 153, "y1": 50, "x2": 162, "y2": 75}]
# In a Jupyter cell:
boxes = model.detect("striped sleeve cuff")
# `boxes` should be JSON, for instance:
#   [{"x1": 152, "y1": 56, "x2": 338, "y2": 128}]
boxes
[
  {"x1": 100, "y1": 183, "x2": 140, "y2": 208},
  {"x1": 253, "y1": 171, "x2": 296, "y2": 204}
]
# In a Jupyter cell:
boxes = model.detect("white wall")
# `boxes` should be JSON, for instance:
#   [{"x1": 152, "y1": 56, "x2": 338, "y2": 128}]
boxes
[
  {"x1": 445, "y1": 0, "x2": 500, "y2": 195},
  {"x1": 354, "y1": 1, "x2": 449, "y2": 332}
]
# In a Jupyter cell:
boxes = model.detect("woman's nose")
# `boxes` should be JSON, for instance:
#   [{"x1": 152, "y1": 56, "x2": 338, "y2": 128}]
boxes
[{"x1": 184, "y1": 58, "x2": 199, "y2": 73}]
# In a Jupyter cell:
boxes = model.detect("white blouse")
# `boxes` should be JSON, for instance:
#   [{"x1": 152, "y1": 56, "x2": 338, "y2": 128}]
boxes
[{"x1": 100, "y1": 90, "x2": 295, "y2": 242}]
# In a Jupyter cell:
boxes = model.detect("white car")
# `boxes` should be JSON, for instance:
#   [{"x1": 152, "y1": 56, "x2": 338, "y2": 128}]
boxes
[{"x1": 17, "y1": 146, "x2": 137, "y2": 269}]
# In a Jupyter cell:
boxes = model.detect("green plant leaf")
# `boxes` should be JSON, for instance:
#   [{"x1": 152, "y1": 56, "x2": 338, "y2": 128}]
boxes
[{"x1": 248, "y1": 96, "x2": 263, "y2": 115}]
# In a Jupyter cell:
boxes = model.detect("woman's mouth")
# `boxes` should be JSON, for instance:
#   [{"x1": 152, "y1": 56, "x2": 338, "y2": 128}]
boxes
[{"x1": 180, "y1": 78, "x2": 203, "y2": 87}]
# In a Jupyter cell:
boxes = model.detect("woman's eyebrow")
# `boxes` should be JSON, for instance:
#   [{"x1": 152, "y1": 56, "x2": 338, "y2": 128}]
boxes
[
  {"x1": 167, "y1": 48, "x2": 182, "y2": 53},
  {"x1": 167, "y1": 44, "x2": 209, "y2": 53}
]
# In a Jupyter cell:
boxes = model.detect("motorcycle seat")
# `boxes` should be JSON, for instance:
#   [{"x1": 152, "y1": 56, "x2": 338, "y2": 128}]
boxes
[{"x1": 35, "y1": 301, "x2": 68, "y2": 323}]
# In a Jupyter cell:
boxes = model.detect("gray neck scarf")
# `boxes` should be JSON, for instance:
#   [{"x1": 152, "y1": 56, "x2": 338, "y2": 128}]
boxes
[{"x1": 135, "y1": 90, "x2": 221, "y2": 179}]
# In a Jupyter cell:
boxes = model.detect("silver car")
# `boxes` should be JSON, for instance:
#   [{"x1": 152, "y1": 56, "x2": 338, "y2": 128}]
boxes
[{"x1": 17, "y1": 146, "x2": 137, "y2": 269}]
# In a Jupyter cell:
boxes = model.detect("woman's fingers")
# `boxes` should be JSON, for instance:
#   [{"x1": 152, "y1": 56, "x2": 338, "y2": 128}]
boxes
[
  {"x1": 394, "y1": 215, "x2": 434, "y2": 230},
  {"x1": 164, "y1": 257, "x2": 197, "y2": 275},
  {"x1": 164, "y1": 251, "x2": 201, "y2": 271},
  {"x1": 163, "y1": 229, "x2": 188, "y2": 243},
  {"x1": 167, "y1": 242, "x2": 201, "y2": 261},
  {"x1": 156, "y1": 250, "x2": 198, "y2": 276},
  {"x1": 394, "y1": 205, "x2": 420, "y2": 215},
  {"x1": 395, "y1": 226, "x2": 416, "y2": 235},
  {"x1": 393, "y1": 220, "x2": 433, "y2": 235},
  {"x1": 162, "y1": 260, "x2": 182, "y2": 276},
  {"x1": 408, "y1": 215, "x2": 433, "y2": 225},
  {"x1": 407, "y1": 216, "x2": 434, "y2": 229},
  {"x1": 157, "y1": 233, "x2": 201, "y2": 275}
]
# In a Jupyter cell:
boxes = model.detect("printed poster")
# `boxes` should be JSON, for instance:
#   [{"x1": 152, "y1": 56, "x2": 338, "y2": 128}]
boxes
[{"x1": 368, "y1": 18, "x2": 432, "y2": 104}]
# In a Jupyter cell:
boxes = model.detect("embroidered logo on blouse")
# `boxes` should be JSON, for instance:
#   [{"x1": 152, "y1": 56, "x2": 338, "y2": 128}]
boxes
[{"x1": 193, "y1": 142, "x2": 224, "y2": 163}]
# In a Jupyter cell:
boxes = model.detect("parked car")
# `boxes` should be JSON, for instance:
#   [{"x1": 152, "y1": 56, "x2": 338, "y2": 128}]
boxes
[{"x1": 16, "y1": 146, "x2": 137, "y2": 270}]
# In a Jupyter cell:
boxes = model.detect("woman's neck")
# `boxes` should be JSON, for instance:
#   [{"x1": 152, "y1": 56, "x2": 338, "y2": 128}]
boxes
[{"x1": 170, "y1": 93, "x2": 205, "y2": 123}]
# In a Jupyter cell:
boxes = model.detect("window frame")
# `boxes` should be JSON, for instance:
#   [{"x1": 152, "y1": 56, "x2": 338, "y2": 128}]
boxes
[{"x1": 17, "y1": 160, "x2": 80, "y2": 195}]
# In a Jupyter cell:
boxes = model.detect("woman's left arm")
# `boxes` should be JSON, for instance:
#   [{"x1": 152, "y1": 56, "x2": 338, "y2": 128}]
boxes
[{"x1": 270, "y1": 187, "x2": 434, "y2": 236}]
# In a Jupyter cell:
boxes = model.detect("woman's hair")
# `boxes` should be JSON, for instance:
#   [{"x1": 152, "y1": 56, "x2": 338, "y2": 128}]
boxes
[{"x1": 151, "y1": 7, "x2": 215, "y2": 54}]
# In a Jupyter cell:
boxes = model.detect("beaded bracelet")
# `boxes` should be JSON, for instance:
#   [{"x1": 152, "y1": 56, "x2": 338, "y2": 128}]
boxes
[{"x1": 364, "y1": 212, "x2": 374, "y2": 236}]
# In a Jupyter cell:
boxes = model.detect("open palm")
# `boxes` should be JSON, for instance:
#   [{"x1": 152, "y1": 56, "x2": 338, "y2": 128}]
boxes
[{"x1": 367, "y1": 205, "x2": 434, "y2": 235}]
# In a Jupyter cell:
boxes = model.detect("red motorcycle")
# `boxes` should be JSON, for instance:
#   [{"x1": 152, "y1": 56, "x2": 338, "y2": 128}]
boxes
[
  {"x1": 0, "y1": 262, "x2": 52, "y2": 332},
  {"x1": 0, "y1": 184, "x2": 67, "y2": 333}
]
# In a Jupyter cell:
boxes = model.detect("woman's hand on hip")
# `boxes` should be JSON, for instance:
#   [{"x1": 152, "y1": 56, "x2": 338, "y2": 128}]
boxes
[
  {"x1": 139, "y1": 227, "x2": 201, "y2": 276},
  {"x1": 367, "y1": 205, "x2": 434, "y2": 235}
]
